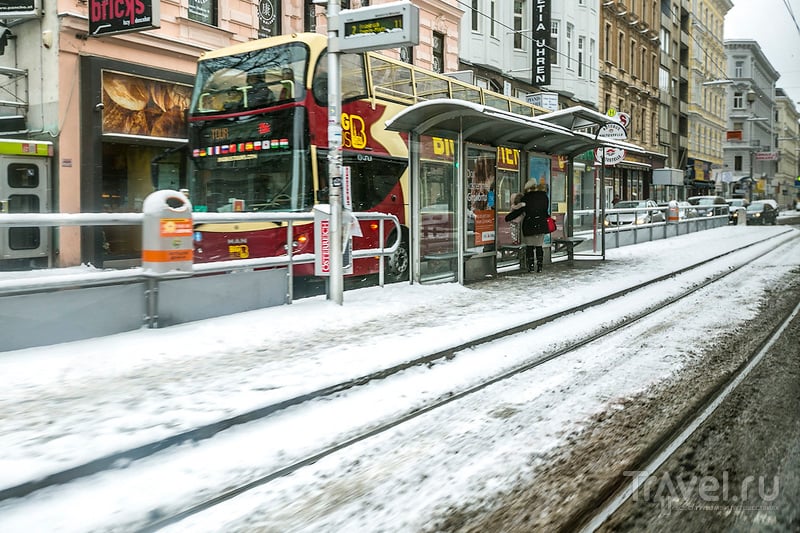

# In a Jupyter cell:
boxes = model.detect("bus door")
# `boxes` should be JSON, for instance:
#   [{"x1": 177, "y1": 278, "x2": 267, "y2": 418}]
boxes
[{"x1": 0, "y1": 154, "x2": 51, "y2": 264}]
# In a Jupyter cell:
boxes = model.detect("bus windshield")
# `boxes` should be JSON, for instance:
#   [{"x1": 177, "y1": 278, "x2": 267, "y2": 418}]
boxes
[
  {"x1": 189, "y1": 107, "x2": 313, "y2": 213},
  {"x1": 190, "y1": 42, "x2": 309, "y2": 115}
]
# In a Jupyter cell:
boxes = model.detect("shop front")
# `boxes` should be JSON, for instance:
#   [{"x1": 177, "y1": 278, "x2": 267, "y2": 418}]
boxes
[{"x1": 79, "y1": 57, "x2": 194, "y2": 267}]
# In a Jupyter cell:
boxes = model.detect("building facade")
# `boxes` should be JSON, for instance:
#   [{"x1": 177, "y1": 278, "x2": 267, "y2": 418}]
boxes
[
  {"x1": 722, "y1": 39, "x2": 779, "y2": 201},
  {"x1": 456, "y1": 0, "x2": 599, "y2": 109},
  {"x1": 685, "y1": 0, "x2": 732, "y2": 194},
  {"x1": 598, "y1": 0, "x2": 664, "y2": 203},
  {"x1": 774, "y1": 88, "x2": 800, "y2": 209}
]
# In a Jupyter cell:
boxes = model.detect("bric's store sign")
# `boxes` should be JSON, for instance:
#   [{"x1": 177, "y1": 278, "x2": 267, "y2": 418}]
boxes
[{"x1": 89, "y1": 0, "x2": 161, "y2": 37}]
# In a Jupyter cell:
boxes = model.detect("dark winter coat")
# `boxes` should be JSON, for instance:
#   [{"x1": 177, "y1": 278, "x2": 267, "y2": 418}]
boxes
[{"x1": 505, "y1": 190, "x2": 549, "y2": 235}]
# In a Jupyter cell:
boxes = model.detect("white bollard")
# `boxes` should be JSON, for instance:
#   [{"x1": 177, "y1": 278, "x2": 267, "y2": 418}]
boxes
[{"x1": 142, "y1": 190, "x2": 194, "y2": 277}]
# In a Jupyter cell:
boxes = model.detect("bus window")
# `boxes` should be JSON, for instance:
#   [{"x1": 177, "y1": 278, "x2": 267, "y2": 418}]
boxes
[
  {"x1": 346, "y1": 156, "x2": 407, "y2": 211},
  {"x1": 191, "y1": 43, "x2": 309, "y2": 115},
  {"x1": 312, "y1": 52, "x2": 367, "y2": 105}
]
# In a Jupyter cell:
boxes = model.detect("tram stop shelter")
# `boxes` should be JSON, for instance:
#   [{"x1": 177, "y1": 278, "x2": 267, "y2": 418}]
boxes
[{"x1": 384, "y1": 100, "x2": 647, "y2": 285}]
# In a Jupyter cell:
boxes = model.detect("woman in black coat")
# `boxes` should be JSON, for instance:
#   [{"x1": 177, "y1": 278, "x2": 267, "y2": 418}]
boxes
[{"x1": 505, "y1": 179, "x2": 550, "y2": 272}]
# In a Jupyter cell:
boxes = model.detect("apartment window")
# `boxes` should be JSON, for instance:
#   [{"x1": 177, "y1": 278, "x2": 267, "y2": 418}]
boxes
[
  {"x1": 734, "y1": 155, "x2": 743, "y2": 171},
  {"x1": 472, "y1": 0, "x2": 479, "y2": 31},
  {"x1": 579, "y1": 0, "x2": 585, "y2": 4},
  {"x1": 551, "y1": 20, "x2": 560, "y2": 66},
  {"x1": 578, "y1": 36, "x2": 585, "y2": 78},
  {"x1": 590, "y1": 39, "x2": 596, "y2": 81},
  {"x1": 490, "y1": 1, "x2": 496, "y2": 37},
  {"x1": 660, "y1": 28, "x2": 670, "y2": 55},
  {"x1": 566, "y1": 24, "x2": 574, "y2": 70},
  {"x1": 513, "y1": 0, "x2": 524, "y2": 49},
  {"x1": 189, "y1": 0, "x2": 217, "y2": 25},
  {"x1": 651, "y1": 112, "x2": 656, "y2": 146},
  {"x1": 604, "y1": 23, "x2": 611, "y2": 62},
  {"x1": 432, "y1": 31, "x2": 444, "y2": 73},
  {"x1": 733, "y1": 92, "x2": 743, "y2": 109},
  {"x1": 659, "y1": 67, "x2": 669, "y2": 91},
  {"x1": 618, "y1": 32, "x2": 625, "y2": 69},
  {"x1": 630, "y1": 40, "x2": 636, "y2": 76},
  {"x1": 734, "y1": 59, "x2": 744, "y2": 78},
  {"x1": 605, "y1": 93, "x2": 611, "y2": 114},
  {"x1": 641, "y1": 47, "x2": 647, "y2": 81}
]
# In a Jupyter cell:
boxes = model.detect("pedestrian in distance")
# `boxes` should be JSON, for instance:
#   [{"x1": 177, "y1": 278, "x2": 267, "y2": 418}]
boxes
[{"x1": 505, "y1": 179, "x2": 550, "y2": 272}]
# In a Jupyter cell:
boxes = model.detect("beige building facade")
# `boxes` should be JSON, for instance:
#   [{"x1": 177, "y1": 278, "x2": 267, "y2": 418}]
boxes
[{"x1": 685, "y1": 0, "x2": 732, "y2": 190}]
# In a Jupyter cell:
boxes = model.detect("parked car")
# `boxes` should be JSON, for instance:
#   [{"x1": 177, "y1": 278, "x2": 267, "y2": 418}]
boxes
[
  {"x1": 725, "y1": 198, "x2": 749, "y2": 224},
  {"x1": 605, "y1": 200, "x2": 665, "y2": 226},
  {"x1": 687, "y1": 195, "x2": 728, "y2": 217},
  {"x1": 657, "y1": 201, "x2": 698, "y2": 220},
  {"x1": 759, "y1": 198, "x2": 780, "y2": 216},
  {"x1": 745, "y1": 201, "x2": 778, "y2": 225}
]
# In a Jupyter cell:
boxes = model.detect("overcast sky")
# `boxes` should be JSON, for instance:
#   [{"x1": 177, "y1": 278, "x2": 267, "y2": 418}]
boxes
[{"x1": 725, "y1": 0, "x2": 800, "y2": 105}]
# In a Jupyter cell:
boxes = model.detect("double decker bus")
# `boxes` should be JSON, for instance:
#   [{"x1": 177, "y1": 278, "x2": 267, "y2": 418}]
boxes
[{"x1": 187, "y1": 32, "x2": 546, "y2": 281}]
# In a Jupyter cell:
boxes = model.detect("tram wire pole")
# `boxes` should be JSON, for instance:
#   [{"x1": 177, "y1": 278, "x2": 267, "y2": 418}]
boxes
[{"x1": 327, "y1": 0, "x2": 344, "y2": 304}]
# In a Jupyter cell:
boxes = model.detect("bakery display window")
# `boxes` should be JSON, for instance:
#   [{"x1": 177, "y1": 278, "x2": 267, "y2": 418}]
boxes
[{"x1": 101, "y1": 70, "x2": 192, "y2": 139}]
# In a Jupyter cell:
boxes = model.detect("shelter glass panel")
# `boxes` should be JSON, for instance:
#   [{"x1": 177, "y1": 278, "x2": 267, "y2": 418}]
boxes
[{"x1": 418, "y1": 135, "x2": 458, "y2": 282}]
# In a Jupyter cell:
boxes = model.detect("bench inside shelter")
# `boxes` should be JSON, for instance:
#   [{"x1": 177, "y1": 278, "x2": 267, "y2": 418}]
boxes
[{"x1": 551, "y1": 237, "x2": 585, "y2": 261}]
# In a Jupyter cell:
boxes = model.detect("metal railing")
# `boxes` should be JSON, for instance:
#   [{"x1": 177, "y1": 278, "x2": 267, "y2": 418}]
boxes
[{"x1": 0, "y1": 211, "x2": 401, "y2": 350}]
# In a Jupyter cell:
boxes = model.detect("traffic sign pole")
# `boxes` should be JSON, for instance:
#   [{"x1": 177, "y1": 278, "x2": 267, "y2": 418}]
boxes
[{"x1": 327, "y1": 0, "x2": 344, "y2": 304}]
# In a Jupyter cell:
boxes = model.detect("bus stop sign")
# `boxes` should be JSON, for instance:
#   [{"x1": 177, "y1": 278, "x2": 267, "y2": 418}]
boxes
[{"x1": 335, "y1": 1, "x2": 419, "y2": 53}]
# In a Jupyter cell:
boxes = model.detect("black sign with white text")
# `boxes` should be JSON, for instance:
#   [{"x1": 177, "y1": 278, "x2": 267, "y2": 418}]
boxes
[
  {"x1": 531, "y1": 0, "x2": 551, "y2": 86},
  {"x1": 89, "y1": 0, "x2": 160, "y2": 37},
  {"x1": 0, "y1": 0, "x2": 40, "y2": 18}
]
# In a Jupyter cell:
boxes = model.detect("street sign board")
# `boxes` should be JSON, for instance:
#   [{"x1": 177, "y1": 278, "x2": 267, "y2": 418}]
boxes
[
  {"x1": 89, "y1": 0, "x2": 161, "y2": 37},
  {"x1": 594, "y1": 146, "x2": 625, "y2": 166},
  {"x1": 336, "y1": 1, "x2": 419, "y2": 53},
  {"x1": 597, "y1": 122, "x2": 628, "y2": 140}
]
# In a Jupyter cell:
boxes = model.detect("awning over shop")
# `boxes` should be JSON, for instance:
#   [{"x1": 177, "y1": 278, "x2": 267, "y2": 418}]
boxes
[{"x1": 384, "y1": 99, "x2": 646, "y2": 157}]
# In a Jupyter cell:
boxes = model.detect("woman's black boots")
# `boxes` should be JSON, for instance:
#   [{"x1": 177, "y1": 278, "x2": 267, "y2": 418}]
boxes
[
  {"x1": 535, "y1": 246, "x2": 544, "y2": 272},
  {"x1": 526, "y1": 246, "x2": 536, "y2": 272}
]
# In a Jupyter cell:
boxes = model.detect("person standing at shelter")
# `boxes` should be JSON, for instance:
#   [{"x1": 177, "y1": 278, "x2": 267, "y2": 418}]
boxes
[{"x1": 505, "y1": 179, "x2": 550, "y2": 272}]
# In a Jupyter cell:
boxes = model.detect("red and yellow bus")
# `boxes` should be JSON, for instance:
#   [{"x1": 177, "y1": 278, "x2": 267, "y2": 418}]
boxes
[{"x1": 187, "y1": 32, "x2": 544, "y2": 281}]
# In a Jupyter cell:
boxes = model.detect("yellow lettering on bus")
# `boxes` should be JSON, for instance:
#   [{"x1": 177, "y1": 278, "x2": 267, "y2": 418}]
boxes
[{"x1": 341, "y1": 113, "x2": 367, "y2": 149}]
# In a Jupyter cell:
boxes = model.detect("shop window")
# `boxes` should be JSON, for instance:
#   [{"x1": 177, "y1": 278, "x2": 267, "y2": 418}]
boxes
[{"x1": 8, "y1": 164, "x2": 38, "y2": 188}]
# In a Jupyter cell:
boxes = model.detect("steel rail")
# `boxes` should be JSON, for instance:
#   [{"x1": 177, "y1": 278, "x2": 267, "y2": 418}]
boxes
[{"x1": 575, "y1": 293, "x2": 800, "y2": 533}]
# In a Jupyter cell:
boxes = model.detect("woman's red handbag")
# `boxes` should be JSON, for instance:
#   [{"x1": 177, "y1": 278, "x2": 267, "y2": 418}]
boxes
[{"x1": 546, "y1": 216, "x2": 557, "y2": 233}]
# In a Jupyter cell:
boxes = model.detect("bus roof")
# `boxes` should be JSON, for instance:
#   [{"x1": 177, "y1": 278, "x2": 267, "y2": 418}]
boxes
[
  {"x1": 198, "y1": 32, "x2": 327, "y2": 61},
  {"x1": 0, "y1": 138, "x2": 53, "y2": 157}
]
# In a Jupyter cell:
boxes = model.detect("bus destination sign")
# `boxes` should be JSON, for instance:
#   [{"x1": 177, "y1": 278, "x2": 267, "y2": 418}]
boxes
[{"x1": 337, "y1": 1, "x2": 419, "y2": 53}]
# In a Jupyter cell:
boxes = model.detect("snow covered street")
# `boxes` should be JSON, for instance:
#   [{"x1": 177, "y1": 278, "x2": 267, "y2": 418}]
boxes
[{"x1": 0, "y1": 224, "x2": 798, "y2": 532}]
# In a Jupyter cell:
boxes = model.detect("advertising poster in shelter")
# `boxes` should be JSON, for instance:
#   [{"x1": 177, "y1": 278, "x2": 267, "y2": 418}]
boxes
[{"x1": 466, "y1": 148, "x2": 496, "y2": 247}]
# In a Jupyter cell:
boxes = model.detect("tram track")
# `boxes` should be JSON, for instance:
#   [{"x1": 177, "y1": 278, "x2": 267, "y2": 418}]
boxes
[
  {"x1": 572, "y1": 296, "x2": 800, "y2": 532},
  {"x1": 0, "y1": 230, "x2": 797, "y2": 531},
  {"x1": 136, "y1": 231, "x2": 800, "y2": 531}
]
